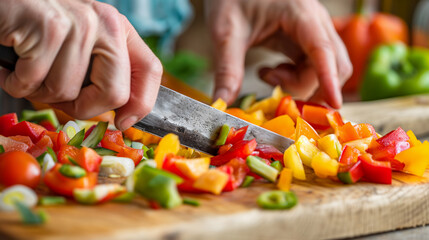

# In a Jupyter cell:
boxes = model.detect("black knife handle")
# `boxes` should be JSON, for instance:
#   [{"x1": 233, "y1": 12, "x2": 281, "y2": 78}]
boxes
[
  {"x1": 0, "y1": 44, "x2": 91, "y2": 86},
  {"x1": 0, "y1": 45, "x2": 18, "y2": 71}
]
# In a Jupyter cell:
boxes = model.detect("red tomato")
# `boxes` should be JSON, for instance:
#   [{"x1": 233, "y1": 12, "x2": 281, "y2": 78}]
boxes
[
  {"x1": 0, "y1": 151, "x2": 41, "y2": 188},
  {"x1": 44, "y1": 164, "x2": 97, "y2": 197}
]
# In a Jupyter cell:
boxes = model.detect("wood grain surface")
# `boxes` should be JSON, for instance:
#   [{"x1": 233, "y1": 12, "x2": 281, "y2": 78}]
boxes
[{"x1": 1, "y1": 170, "x2": 429, "y2": 240}]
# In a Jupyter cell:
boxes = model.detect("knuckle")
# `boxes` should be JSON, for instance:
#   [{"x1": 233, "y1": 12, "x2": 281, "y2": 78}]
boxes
[
  {"x1": 147, "y1": 57, "x2": 163, "y2": 79},
  {"x1": 105, "y1": 89, "x2": 129, "y2": 109},
  {"x1": 339, "y1": 62, "x2": 353, "y2": 82},
  {"x1": 46, "y1": 12, "x2": 71, "y2": 42}
]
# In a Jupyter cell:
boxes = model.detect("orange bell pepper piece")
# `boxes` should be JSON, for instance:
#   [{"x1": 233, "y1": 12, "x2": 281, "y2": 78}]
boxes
[
  {"x1": 395, "y1": 141, "x2": 429, "y2": 177},
  {"x1": 275, "y1": 96, "x2": 301, "y2": 122},
  {"x1": 193, "y1": 169, "x2": 229, "y2": 195},
  {"x1": 123, "y1": 127, "x2": 145, "y2": 141},
  {"x1": 154, "y1": 134, "x2": 180, "y2": 168},
  {"x1": 277, "y1": 168, "x2": 293, "y2": 191},
  {"x1": 226, "y1": 108, "x2": 264, "y2": 126},
  {"x1": 301, "y1": 105, "x2": 331, "y2": 130},
  {"x1": 295, "y1": 117, "x2": 320, "y2": 141},
  {"x1": 261, "y1": 115, "x2": 295, "y2": 139}
]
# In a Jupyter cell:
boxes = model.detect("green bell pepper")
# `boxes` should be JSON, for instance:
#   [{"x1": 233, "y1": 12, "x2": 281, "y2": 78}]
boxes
[{"x1": 360, "y1": 43, "x2": 429, "y2": 101}]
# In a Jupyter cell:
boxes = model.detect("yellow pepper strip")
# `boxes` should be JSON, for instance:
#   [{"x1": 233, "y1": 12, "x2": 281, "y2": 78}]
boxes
[
  {"x1": 311, "y1": 151, "x2": 339, "y2": 178},
  {"x1": 193, "y1": 169, "x2": 229, "y2": 195},
  {"x1": 277, "y1": 168, "x2": 293, "y2": 191},
  {"x1": 295, "y1": 135, "x2": 320, "y2": 167},
  {"x1": 154, "y1": 133, "x2": 180, "y2": 168},
  {"x1": 407, "y1": 130, "x2": 422, "y2": 147},
  {"x1": 261, "y1": 115, "x2": 295, "y2": 139},
  {"x1": 225, "y1": 108, "x2": 264, "y2": 126},
  {"x1": 211, "y1": 98, "x2": 227, "y2": 112},
  {"x1": 395, "y1": 141, "x2": 429, "y2": 176},
  {"x1": 174, "y1": 158, "x2": 210, "y2": 180},
  {"x1": 283, "y1": 145, "x2": 306, "y2": 180},
  {"x1": 343, "y1": 137, "x2": 373, "y2": 153},
  {"x1": 271, "y1": 85, "x2": 287, "y2": 99},
  {"x1": 246, "y1": 97, "x2": 281, "y2": 119},
  {"x1": 249, "y1": 110, "x2": 267, "y2": 125},
  {"x1": 317, "y1": 134, "x2": 342, "y2": 159}
]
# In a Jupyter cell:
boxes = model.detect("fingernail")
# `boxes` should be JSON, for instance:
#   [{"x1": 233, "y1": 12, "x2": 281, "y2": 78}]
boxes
[
  {"x1": 214, "y1": 88, "x2": 231, "y2": 104},
  {"x1": 119, "y1": 116, "x2": 138, "y2": 131}
]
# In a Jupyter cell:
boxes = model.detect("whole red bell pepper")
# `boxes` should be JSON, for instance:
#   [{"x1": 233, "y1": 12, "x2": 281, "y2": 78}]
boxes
[
  {"x1": 359, "y1": 153, "x2": 391, "y2": 184},
  {"x1": 211, "y1": 139, "x2": 257, "y2": 166}
]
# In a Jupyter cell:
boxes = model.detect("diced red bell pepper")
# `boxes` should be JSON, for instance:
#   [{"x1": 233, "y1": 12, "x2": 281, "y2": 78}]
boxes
[
  {"x1": 218, "y1": 143, "x2": 233, "y2": 155},
  {"x1": 57, "y1": 130, "x2": 70, "y2": 148},
  {"x1": 339, "y1": 145, "x2": 361, "y2": 165},
  {"x1": 9, "y1": 136, "x2": 34, "y2": 150},
  {"x1": 218, "y1": 158, "x2": 249, "y2": 191},
  {"x1": 0, "y1": 135, "x2": 29, "y2": 152},
  {"x1": 116, "y1": 146, "x2": 144, "y2": 166},
  {"x1": 210, "y1": 139, "x2": 257, "y2": 166},
  {"x1": 355, "y1": 123, "x2": 378, "y2": 139},
  {"x1": 0, "y1": 113, "x2": 18, "y2": 136},
  {"x1": 295, "y1": 101, "x2": 327, "y2": 114},
  {"x1": 28, "y1": 135, "x2": 54, "y2": 158},
  {"x1": 326, "y1": 111, "x2": 345, "y2": 135},
  {"x1": 10, "y1": 121, "x2": 46, "y2": 143},
  {"x1": 337, "y1": 160, "x2": 364, "y2": 184},
  {"x1": 359, "y1": 153, "x2": 391, "y2": 184},
  {"x1": 225, "y1": 126, "x2": 248, "y2": 145},
  {"x1": 57, "y1": 145, "x2": 80, "y2": 164},
  {"x1": 162, "y1": 154, "x2": 187, "y2": 178},
  {"x1": 253, "y1": 144, "x2": 283, "y2": 162},
  {"x1": 39, "y1": 120, "x2": 57, "y2": 132},
  {"x1": 339, "y1": 122, "x2": 360, "y2": 143},
  {"x1": 101, "y1": 130, "x2": 126, "y2": 153},
  {"x1": 76, "y1": 147, "x2": 102, "y2": 172},
  {"x1": 177, "y1": 179, "x2": 206, "y2": 193},
  {"x1": 301, "y1": 105, "x2": 331, "y2": 130},
  {"x1": 376, "y1": 127, "x2": 409, "y2": 147},
  {"x1": 367, "y1": 137, "x2": 409, "y2": 171}
]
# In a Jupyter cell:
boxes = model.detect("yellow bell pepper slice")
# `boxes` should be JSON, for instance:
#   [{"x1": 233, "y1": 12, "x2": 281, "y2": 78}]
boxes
[
  {"x1": 174, "y1": 158, "x2": 210, "y2": 180},
  {"x1": 395, "y1": 141, "x2": 429, "y2": 176},
  {"x1": 271, "y1": 85, "x2": 287, "y2": 99},
  {"x1": 295, "y1": 135, "x2": 320, "y2": 167},
  {"x1": 154, "y1": 134, "x2": 180, "y2": 168},
  {"x1": 283, "y1": 145, "x2": 306, "y2": 180},
  {"x1": 343, "y1": 137, "x2": 373, "y2": 153},
  {"x1": 317, "y1": 134, "x2": 342, "y2": 159},
  {"x1": 246, "y1": 98, "x2": 281, "y2": 119},
  {"x1": 211, "y1": 98, "x2": 227, "y2": 112},
  {"x1": 249, "y1": 109, "x2": 267, "y2": 125},
  {"x1": 407, "y1": 130, "x2": 422, "y2": 147},
  {"x1": 261, "y1": 115, "x2": 295, "y2": 139},
  {"x1": 311, "y1": 151, "x2": 339, "y2": 178},
  {"x1": 193, "y1": 169, "x2": 229, "y2": 195},
  {"x1": 277, "y1": 168, "x2": 293, "y2": 191}
]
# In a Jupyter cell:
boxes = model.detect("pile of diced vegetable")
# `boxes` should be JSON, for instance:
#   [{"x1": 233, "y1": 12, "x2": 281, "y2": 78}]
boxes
[{"x1": 1, "y1": 86, "x2": 428, "y2": 224}]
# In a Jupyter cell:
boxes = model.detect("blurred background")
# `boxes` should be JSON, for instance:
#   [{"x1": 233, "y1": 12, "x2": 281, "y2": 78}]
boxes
[{"x1": 1, "y1": 0, "x2": 429, "y2": 115}]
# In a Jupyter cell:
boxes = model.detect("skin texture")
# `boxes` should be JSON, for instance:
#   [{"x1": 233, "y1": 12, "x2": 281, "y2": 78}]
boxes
[
  {"x1": 208, "y1": 0, "x2": 352, "y2": 109},
  {"x1": 0, "y1": 0, "x2": 163, "y2": 131}
]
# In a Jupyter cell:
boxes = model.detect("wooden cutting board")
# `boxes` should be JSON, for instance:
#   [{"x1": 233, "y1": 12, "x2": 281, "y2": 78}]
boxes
[
  {"x1": 2, "y1": 95, "x2": 429, "y2": 240},
  {"x1": 1, "y1": 170, "x2": 429, "y2": 240}
]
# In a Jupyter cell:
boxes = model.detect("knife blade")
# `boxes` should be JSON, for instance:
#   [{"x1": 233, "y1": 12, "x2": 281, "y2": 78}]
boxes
[{"x1": 0, "y1": 45, "x2": 295, "y2": 155}]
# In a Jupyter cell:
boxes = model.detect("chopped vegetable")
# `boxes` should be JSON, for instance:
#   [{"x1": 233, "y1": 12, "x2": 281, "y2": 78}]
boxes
[
  {"x1": 39, "y1": 196, "x2": 66, "y2": 206},
  {"x1": 0, "y1": 185, "x2": 38, "y2": 211},
  {"x1": 59, "y1": 164, "x2": 87, "y2": 178},
  {"x1": 215, "y1": 124, "x2": 231, "y2": 146},
  {"x1": 283, "y1": 145, "x2": 306, "y2": 180},
  {"x1": 68, "y1": 129, "x2": 85, "y2": 147},
  {"x1": 93, "y1": 147, "x2": 118, "y2": 156},
  {"x1": 81, "y1": 121, "x2": 108, "y2": 148},
  {"x1": 240, "y1": 176, "x2": 254, "y2": 188},
  {"x1": 337, "y1": 161, "x2": 364, "y2": 184},
  {"x1": 183, "y1": 198, "x2": 200, "y2": 207},
  {"x1": 247, "y1": 156, "x2": 279, "y2": 182},
  {"x1": 277, "y1": 168, "x2": 293, "y2": 191},
  {"x1": 193, "y1": 169, "x2": 229, "y2": 195},
  {"x1": 270, "y1": 161, "x2": 283, "y2": 172},
  {"x1": 0, "y1": 145, "x2": 4, "y2": 154},
  {"x1": 73, "y1": 184, "x2": 126, "y2": 205},
  {"x1": 14, "y1": 201, "x2": 48, "y2": 225},
  {"x1": 257, "y1": 190, "x2": 297, "y2": 210},
  {"x1": 21, "y1": 109, "x2": 59, "y2": 128},
  {"x1": 99, "y1": 156, "x2": 135, "y2": 177},
  {"x1": 154, "y1": 133, "x2": 180, "y2": 168}
]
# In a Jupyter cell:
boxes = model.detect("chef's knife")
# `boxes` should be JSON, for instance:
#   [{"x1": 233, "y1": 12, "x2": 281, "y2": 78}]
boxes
[{"x1": 0, "y1": 45, "x2": 295, "y2": 155}]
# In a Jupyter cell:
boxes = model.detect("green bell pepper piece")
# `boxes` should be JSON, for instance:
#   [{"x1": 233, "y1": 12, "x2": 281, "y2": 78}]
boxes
[{"x1": 361, "y1": 43, "x2": 429, "y2": 101}]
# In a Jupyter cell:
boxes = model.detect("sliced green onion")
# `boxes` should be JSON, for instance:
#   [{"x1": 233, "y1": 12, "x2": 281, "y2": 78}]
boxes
[
  {"x1": 246, "y1": 156, "x2": 279, "y2": 182},
  {"x1": 47, "y1": 147, "x2": 58, "y2": 163},
  {"x1": 81, "y1": 121, "x2": 108, "y2": 148},
  {"x1": 112, "y1": 192, "x2": 135, "y2": 203},
  {"x1": 62, "y1": 121, "x2": 80, "y2": 139},
  {"x1": 183, "y1": 198, "x2": 200, "y2": 207},
  {"x1": 124, "y1": 138, "x2": 132, "y2": 147},
  {"x1": 59, "y1": 164, "x2": 86, "y2": 178},
  {"x1": 240, "y1": 176, "x2": 254, "y2": 188},
  {"x1": 67, "y1": 156, "x2": 80, "y2": 167},
  {"x1": 0, "y1": 145, "x2": 4, "y2": 154},
  {"x1": 145, "y1": 147, "x2": 155, "y2": 159},
  {"x1": 21, "y1": 109, "x2": 59, "y2": 128},
  {"x1": 0, "y1": 185, "x2": 38, "y2": 211},
  {"x1": 270, "y1": 161, "x2": 283, "y2": 172},
  {"x1": 14, "y1": 201, "x2": 48, "y2": 225},
  {"x1": 131, "y1": 141, "x2": 144, "y2": 150},
  {"x1": 257, "y1": 190, "x2": 297, "y2": 210},
  {"x1": 39, "y1": 196, "x2": 66, "y2": 206},
  {"x1": 68, "y1": 129, "x2": 85, "y2": 147},
  {"x1": 215, "y1": 124, "x2": 230, "y2": 146},
  {"x1": 93, "y1": 147, "x2": 117, "y2": 156},
  {"x1": 239, "y1": 93, "x2": 256, "y2": 111},
  {"x1": 41, "y1": 153, "x2": 55, "y2": 175}
]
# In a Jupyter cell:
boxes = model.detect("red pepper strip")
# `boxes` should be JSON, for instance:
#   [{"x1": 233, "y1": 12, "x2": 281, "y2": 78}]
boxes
[
  {"x1": 57, "y1": 145, "x2": 80, "y2": 164},
  {"x1": 376, "y1": 127, "x2": 409, "y2": 147},
  {"x1": 367, "y1": 140, "x2": 409, "y2": 171},
  {"x1": 84, "y1": 125, "x2": 97, "y2": 140},
  {"x1": 225, "y1": 126, "x2": 248, "y2": 145},
  {"x1": 177, "y1": 179, "x2": 206, "y2": 193},
  {"x1": 101, "y1": 130, "x2": 126, "y2": 152},
  {"x1": 253, "y1": 144, "x2": 283, "y2": 162},
  {"x1": 39, "y1": 120, "x2": 57, "y2": 132},
  {"x1": 218, "y1": 158, "x2": 249, "y2": 192},
  {"x1": 339, "y1": 122, "x2": 360, "y2": 143},
  {"x1": 76, "y1": 147, "x2": 102, "y2": 172},
  {"x1": 295, "y1": 101, "x2": 327, "y2": 114},
  {"x1": 326, "y1": 111, "x2": 345, "y2": 134},
  {"x1": 337, "y1": 160, "x2": 364, "y2": 184},
  {"x1": 162, "y1": 154, "x2": 187, "y2": 178},
  {"x1": 339, "y1": 145, "x2": 360, "y2": 165},
  {"x1": 210, "y1": 139, "x2": 257, "y2": 166},
  {"x1": 0, "y1": 113, "x2": 18, "y2": 136},
  {"x1": 11, "y1": 121, "x2": 46, "y2": 143},
  {"x1": 218, "y1": 144, "x2": 233, "y2": 155},
  {"x1": 28, "y1": 135, "x2": 54, "y2": 158},
  {"x1": 359, "y1": 153, "x2": 391, "y2": 184},
  {"x1": 116, "y1": 147, "x2": 144, "y2": 166}
]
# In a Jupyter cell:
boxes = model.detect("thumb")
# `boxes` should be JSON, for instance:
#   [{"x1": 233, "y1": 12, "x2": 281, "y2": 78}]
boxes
[{"x1": 211, "y1": 18, "x2": 247, "y2": 105}]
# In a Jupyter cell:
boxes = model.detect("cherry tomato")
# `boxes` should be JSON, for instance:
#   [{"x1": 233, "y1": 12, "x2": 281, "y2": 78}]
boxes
[
  {"x1": 44, "y1": 164, "x2": 97, "y2": 197},
  {"x1": 0, "y1": 151, "x2": 41, "y2": 188}
]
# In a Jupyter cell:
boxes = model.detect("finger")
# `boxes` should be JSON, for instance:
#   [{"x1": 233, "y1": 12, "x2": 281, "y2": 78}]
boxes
[
  {"x1": 0, "y1": 20, "x2": 70, "y2": 99},
  {"x1": 53, "y1": 3, "x2": 130, "y2": 120},
  {"x1": 211, "y1": 6, "x2": 248, "y2": 104},
  {"x1": 285, "y1": 13, "x2": 342, "y2": 108},
  {"x1": 28, "y1": 5, "x2": 98, "y2": 103},
  {"x1": 114, "y1": 17, "x2": 163, "y2": 131}
]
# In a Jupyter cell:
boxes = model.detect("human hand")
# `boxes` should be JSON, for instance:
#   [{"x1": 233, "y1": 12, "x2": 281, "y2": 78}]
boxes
[
  {"x1": 0, "y1": 0, "x2": 162, "y2": 130},
  {"x1": 207, "y1": 0, "x2": 352, "y2": 109}
]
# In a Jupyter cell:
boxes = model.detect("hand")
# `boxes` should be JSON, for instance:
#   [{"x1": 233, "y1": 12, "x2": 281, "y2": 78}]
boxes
[
  {"x1": 207, "y1": 0, "x2": 352, "y2": 109},
  {"x1": 0, "y1": 0, "x2": 162, "y2": 130}
]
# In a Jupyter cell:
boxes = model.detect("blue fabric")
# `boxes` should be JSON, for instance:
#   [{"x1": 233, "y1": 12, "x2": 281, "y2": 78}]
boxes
[{"x1": 99, "y1": 0, "x2": 193, "y2": 56}]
